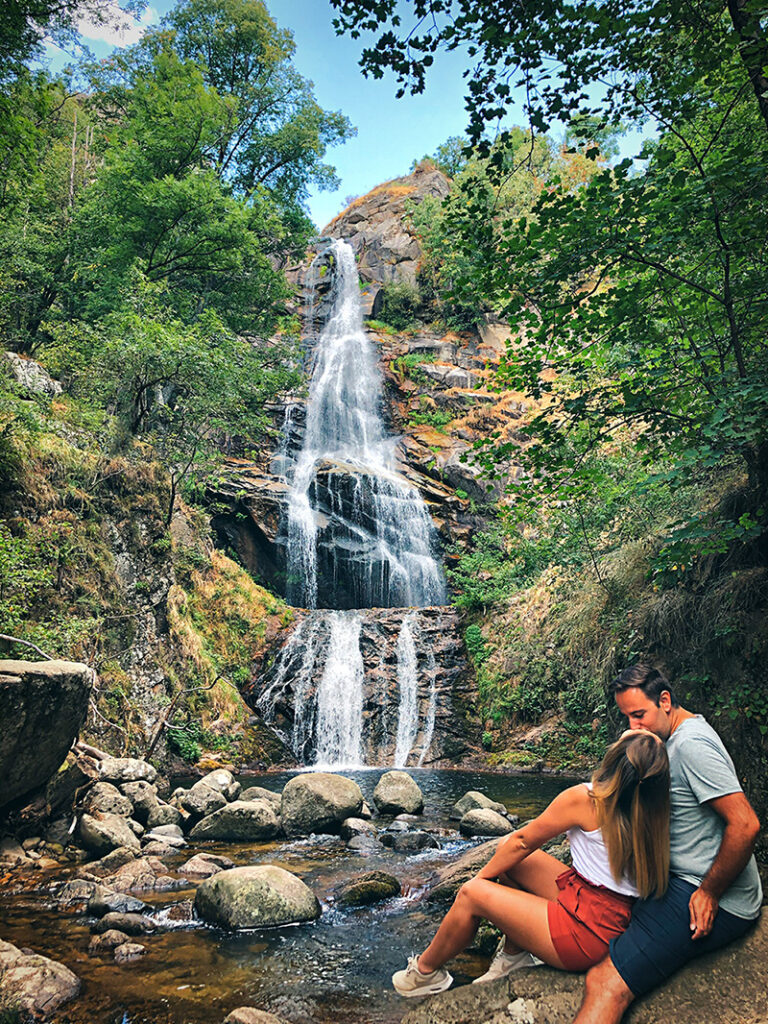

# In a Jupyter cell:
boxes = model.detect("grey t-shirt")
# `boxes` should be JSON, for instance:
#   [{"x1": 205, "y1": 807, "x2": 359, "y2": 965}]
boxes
[{"x1": 667, "y1": 715, "x2": 762, "y2": 919}]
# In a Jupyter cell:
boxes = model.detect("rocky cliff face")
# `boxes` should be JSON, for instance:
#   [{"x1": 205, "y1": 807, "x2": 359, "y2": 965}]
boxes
[
  {"x1": 205, "y1": 170, "x2": 533, "y2": 767},
  {"x1": 322, "y1": 165, "x2": 451, "y2": 287},
  {"x1": 245, "y1": 607, "x2": 475, "y2": 767}
]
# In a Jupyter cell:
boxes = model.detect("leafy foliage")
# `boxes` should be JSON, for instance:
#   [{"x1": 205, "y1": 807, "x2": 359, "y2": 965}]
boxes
[{"x1": 376, "y1": 280, "x2": 422, "y2": 331}]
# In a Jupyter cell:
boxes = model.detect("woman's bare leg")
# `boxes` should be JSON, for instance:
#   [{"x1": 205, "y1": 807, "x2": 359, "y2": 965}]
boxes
[
  {"x1": 417, "y1": 877, "x2": 567, "y2": 973},
  {"x1": 494, "y1": 849, "x2": 566, "y2": 954}
]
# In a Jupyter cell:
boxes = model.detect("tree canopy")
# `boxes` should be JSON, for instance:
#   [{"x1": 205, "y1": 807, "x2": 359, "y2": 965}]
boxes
[{"x1": 334, "y1": 0, "x2": 768, "y2": 567}]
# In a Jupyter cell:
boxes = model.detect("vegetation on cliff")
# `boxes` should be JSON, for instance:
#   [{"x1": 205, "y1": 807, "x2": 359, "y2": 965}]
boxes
[
  {"x1": 0, "y1": 0, "x2": 353, "y2": 767},
  {"x1": 335, "y1": 0, "x2": 768, "y2": 834}
]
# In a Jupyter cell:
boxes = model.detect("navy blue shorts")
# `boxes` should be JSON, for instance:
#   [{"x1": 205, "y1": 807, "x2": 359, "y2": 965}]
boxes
[{"x1": 609, "y1": 875, "x2": 758, "y2": 998}]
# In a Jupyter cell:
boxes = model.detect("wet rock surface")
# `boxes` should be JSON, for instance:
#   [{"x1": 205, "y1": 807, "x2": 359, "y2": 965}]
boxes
[
  {"x1": 253, "y1": 607, "x2": 476, "y2": 767},
  {"x1": 335, "y1": 870, "x2": 401, "y2": 907}
]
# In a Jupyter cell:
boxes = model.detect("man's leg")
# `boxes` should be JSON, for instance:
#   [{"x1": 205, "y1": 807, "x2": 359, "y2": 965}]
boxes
[{"x1": 573, "y1": 956, "x2": 634, "y2": 1024}]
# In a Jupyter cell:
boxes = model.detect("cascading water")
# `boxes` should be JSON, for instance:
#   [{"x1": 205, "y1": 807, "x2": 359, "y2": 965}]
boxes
[
  {"x1": 285, "y1": 239, "x2": 446, "y2": 610},
  {"x1": 393, "y1": 613, "x2": 419, "y2": 767},
  {"x1": 264, "y1": 239, "x2": 449, "y2": 768}
]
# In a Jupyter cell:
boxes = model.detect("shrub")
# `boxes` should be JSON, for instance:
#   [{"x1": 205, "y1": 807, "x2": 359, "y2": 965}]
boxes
[{"x1": 377, "y1": 281, "x2": 422, "y2": 331}]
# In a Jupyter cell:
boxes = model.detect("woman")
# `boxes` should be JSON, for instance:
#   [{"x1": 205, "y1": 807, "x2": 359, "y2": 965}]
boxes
[{"x1": 393, "y1": 729, "x2": 670, "y2": 997}]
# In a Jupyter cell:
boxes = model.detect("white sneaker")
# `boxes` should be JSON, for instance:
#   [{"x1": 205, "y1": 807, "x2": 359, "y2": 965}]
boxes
[
  {"x1": 392, "y1": 955, "x2": 454, "y2": 997},
  {"x1": 472, "y1": 945, "x2": 543, "y2": 984}
]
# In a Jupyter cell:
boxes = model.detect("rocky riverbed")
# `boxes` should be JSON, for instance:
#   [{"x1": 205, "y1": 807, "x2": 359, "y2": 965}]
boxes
[{"x1": 0, "y1": 764, "x2": 569, "y2": 1024}]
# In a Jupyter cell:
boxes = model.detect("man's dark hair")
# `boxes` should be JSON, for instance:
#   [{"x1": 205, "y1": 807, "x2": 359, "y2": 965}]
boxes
[{"x1": 610, "y1": 664, "x2": 679, "y2": 707}]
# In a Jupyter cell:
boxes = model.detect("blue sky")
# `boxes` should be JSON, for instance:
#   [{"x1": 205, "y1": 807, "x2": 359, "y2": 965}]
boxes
[{"x1": 44, "y1": 1, "x2": 650, "y2": 229}]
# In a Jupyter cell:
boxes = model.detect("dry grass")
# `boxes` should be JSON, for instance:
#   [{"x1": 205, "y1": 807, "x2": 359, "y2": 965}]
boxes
[{"x1": 325, "y1": 179, "x2": 417, "y2": 227}]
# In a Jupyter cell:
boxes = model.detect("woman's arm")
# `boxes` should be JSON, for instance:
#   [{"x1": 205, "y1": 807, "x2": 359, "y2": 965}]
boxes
[{"x1": 476, "y1": 784, "x2": 593, "y2": 880}]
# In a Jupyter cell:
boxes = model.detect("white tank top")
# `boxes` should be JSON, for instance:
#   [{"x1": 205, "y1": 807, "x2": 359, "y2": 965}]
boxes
[{"x1": 566, "y1": 784, "x2": 639, "y2": 897}]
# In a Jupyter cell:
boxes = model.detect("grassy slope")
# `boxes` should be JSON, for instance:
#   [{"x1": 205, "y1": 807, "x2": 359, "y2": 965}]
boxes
[{"x1": 0, "y1": 373, "x2": 293, "y2": 771}]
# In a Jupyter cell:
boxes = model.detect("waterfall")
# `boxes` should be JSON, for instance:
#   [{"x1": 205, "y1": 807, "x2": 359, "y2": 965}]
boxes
[
  {"x1": 284, "y1": 239, "x2": 446, "y2": 610},
  {"x1": 314, "y1": 612, "x2": 364, "y2": 767},
  {"x1": 393, "y1": 613, "x2": 419, "y2": 767},
  {"x1": 416, "y1": 649, "x2": 438, "y2": 767},
  {"x1": 261, "y1": 239, "x2": 448, "y2": 768}
]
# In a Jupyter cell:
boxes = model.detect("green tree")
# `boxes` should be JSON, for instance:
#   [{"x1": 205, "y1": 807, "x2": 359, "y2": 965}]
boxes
[
  {"x1": 0, "y1": 79, "x2": 92, "y2": 354},
  {"x1": 330, "y1": 1, "x2": 768, "y2": 139},
  {"x1": 333, "y1": 0, "x2": 768, "y2": 561},
  {"x1": 162, "y1": 0, "x2": 354, "y2": 209},
  {"x1": 82, "y1": 289, "x2": 300, "y2": 523},
  {"x1": 71, "y1": 43, "x2": 295, "y2": 332}
]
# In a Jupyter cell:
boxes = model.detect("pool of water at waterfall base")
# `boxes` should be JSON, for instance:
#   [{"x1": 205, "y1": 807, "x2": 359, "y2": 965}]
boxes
[{"x1": 0, "y1": 769, "x2": 574, "y2": 1024}]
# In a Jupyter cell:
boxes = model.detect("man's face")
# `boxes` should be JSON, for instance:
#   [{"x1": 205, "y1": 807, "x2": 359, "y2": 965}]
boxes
[{"x1": 615, "y1": 687, "x2": 673, "y2": 740}]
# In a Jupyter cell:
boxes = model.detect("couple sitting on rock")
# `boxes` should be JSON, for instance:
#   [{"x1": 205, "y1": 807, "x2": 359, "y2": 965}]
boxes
[{"x1": 393, "y1": 664, "x2": 763, "y2": 1022}]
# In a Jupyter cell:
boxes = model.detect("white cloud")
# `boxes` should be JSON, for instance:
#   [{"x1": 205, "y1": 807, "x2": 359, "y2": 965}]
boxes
[{"x1": 76, "y1": 2, "x2": 158, "y2": 47}]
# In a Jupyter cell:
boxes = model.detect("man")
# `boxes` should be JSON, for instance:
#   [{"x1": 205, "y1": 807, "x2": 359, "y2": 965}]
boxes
[{"x1": 573, "y1": 664, "x2": 762, "y2": 1024}]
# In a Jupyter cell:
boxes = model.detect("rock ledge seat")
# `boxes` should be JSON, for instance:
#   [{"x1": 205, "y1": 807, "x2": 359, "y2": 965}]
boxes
[{"x1": 400, "y1": 915, "x2": 768, "y2": 1024}]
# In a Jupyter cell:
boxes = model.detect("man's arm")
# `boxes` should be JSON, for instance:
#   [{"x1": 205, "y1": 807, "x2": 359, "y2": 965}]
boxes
[{"x1": 689, "y1": 791, "x2": 760, "y2": 940}]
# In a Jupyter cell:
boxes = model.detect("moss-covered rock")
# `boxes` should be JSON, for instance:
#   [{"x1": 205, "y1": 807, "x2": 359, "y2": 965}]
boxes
[
  {"x1": 335, "y1": 870, "x2": 401, "y2": 907},
  {"x1": 195, "y1": 866, "x2": 320, "y2": 930}
]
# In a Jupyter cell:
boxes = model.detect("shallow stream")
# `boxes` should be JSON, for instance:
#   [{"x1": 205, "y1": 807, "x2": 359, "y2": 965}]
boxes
[{"x1": 0, "y1": 769, "x2": 571, "y2": 1024}]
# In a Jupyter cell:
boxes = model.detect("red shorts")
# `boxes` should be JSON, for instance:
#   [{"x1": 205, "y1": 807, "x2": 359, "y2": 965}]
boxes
[{"x1": 547, "y1": 868, "x2": 635, "y2": 971}]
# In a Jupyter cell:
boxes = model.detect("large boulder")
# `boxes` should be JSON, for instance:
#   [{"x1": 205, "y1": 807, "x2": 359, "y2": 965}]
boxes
[
  {"x1": 195, "y1": 866, "x2": 320, "y2": 929},
  {"x1": 78, "y1": 812, "x2": 141, "y2": 855},
  {"x1": 459, "y1": 808, "x2": 515, "y2": 837},
  {"x1": 0, "y1": 659, "x2": 94, "y2": 810},
  {"x1": 120, "y1": 780, "x2": 160, "y2": 823},
  {"x1": 146, "y1": 801, "x2": 182, "y2": 828},
  {"x1": 0, "y1": 939, "x2": 80, "y2": 1019},
  {"x1": 197, "y1": 768, "x2": 240, "y2": 801},
  {"x1": 400, "y1": 917, "x2": 768, "y2": 1024},
  {"x1": 98, "y1": 757, "x2": 157, "y2": 785},
  {"x1": 189, "y1": 800, "x2": 280, "y2": 841},
  {"x1": 240, "y1": 786, "x2": 282, "y2": 812},
  {"x1": 178, "y1": 781, "x2": 227, "y2": 821},
  {"x1": 373, "y1": 771, "x2": 424, "y2": 815},
  {"x1": 280, "y1": 773, "x2": 363, "y2": 837},
  {"x1": 450, "y1": 791, "x2": 507, "y2": 821},
  {"x1": 82, "y1": 782, "x2": 134, "y2": 818}
]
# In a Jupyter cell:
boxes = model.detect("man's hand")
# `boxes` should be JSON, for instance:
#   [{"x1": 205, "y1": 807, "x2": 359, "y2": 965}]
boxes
[{"x1": 689, "y1": 886, "x2": 719, "y2": 939}]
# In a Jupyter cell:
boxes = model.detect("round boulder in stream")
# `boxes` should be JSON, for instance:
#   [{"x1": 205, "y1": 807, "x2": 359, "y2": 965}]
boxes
[
  {"x1": 373, "y1": 771, "x2": 424, "y2": 815},
  {"x1": 450, "y1": 790, "x2": 508, "y2": 821},
  {"x1": 459, "y1": 808, "x2": 515, "y2": 837},
  {"x1": 335, "y1": 870, "x2": 401, "y2": 907},
  {"x1": 189, "y1": 800, "x2": 280, "y2": 841},
  {"x1": 195, "y1": 866, "x2": 320, "y2": 929},
  {"x1": 280, "y1": 773, "x2": 363, "y2": 836}
]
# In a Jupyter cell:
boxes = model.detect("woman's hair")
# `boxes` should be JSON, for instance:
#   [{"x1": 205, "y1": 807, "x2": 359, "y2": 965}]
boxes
[{"x1": 592, "y1": 731, "x2": 670, "y2": 899}]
